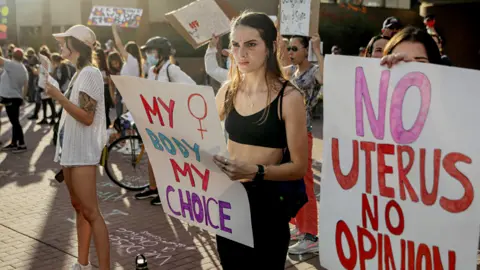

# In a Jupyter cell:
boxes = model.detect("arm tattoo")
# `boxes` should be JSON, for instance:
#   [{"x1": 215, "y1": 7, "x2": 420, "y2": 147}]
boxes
[{"x1": 79, "y1": 91, "x2": 97, "y2": 114}]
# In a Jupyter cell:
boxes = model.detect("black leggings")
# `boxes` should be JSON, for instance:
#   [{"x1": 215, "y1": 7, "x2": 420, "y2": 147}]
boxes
[
  {"x1": 42, "y1": 98, "x2": 55, "y2": 119},
  {"x1": 4, "y1": 98, "x2": 25, "y2": 146},
  {"x1": 216, "y1": 181, "x2": 291, "y2": 270}
]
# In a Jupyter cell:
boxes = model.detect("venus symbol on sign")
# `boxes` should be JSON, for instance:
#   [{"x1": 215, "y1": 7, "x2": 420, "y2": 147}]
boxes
[{"x1": 187, "y1": 93, "x2": 208, "y2": 139}]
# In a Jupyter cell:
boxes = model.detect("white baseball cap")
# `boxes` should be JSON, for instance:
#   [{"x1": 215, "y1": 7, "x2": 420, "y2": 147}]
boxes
[{"x1": 53, "y1": 25, "x2": 96, "y2": 49}]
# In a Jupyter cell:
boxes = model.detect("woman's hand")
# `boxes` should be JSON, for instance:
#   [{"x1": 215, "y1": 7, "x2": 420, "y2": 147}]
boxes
[
  {"x1": 213, "y1": 155, "x2": 258, "y2": 181},
  {"x1": 209, "y1": 34, "x2": 219, "y2": 49},
  {"x1": 45, "y1": 81, "x2": 63, "y2": 100},
  {"x1": 380, "y1": 53, "x2": 413, "y2": 68},
  {"x1": 311, "y1": 33, "x2": 322, "y2": 55}
]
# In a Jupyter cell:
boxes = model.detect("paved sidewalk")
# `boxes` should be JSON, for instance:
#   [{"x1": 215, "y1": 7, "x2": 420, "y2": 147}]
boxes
[{"x1": 0, "y1": 104, "x2": 324, "y2": 270}]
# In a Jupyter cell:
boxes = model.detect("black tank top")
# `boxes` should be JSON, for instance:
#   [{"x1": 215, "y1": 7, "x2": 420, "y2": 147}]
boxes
[{"x1": 225, "y1": 82, "x2": 288, "y2": 149}]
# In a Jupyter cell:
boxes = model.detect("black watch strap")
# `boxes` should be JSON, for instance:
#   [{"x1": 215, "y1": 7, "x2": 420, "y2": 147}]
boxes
[{"x1": 254, "y1": 165, "x2": 265, "y2": 181}]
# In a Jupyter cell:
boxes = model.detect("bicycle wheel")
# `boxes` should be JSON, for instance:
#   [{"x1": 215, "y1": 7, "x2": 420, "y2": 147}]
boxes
[{"x1": 104, "y1": 135, "x2": 150, "y2": 191}]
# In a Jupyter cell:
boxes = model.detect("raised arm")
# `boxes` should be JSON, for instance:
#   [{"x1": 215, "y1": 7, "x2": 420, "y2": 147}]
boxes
[
  {"x1": 112, "y1": 24, "x2": 128, "y2": 60},
  {"x1": 311, "y1": 34, "x2": 324, "y2": 84},
  {"x1": 205, "y1": 35, "x2": 228, "y2": 83}
]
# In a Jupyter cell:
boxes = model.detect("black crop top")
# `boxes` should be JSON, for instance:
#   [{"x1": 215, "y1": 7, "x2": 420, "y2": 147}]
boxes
[{"x1": 224, "y1": 82, "x2": 288, "y2": 149}]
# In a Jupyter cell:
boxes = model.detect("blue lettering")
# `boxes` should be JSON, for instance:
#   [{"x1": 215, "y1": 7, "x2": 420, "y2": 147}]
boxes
[
  {"x1": 173, "y1": 137, "x2": 189, "y2": 158},
  {"x1": 158, "y1": 132, "x2": 176, "y2": 155},
  {"x1": 146, "y1": 128, "x2": 164, "y2": 151},
  {"x1": 182, "y1": 139, "x2": 201, "y2": 162}
]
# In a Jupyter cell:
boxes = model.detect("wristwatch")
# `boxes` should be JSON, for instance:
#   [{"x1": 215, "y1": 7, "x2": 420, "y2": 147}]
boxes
[{"x1": 254, "y1": 165, "x2": 265, "y2": 181}]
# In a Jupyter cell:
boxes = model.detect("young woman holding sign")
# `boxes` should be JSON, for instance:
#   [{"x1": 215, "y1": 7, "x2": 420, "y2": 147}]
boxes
[
  {"x1": 134, "y1": 36, "x2": 195, "y2": 206},
  {"x1": 213, "y1": 11, "x2": 308, "y2": 269},
  {"x1": 45, "y1": 25, "x2": 110, "y2": 270},
  {"x1": 380, "y1": 26, "x2": 442, "y2": 67}
]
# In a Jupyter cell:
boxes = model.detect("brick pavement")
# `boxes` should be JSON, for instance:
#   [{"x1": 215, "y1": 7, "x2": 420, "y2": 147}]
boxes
[{"x1": 0, "y1": 104, "x2": 325, "y2": 270}]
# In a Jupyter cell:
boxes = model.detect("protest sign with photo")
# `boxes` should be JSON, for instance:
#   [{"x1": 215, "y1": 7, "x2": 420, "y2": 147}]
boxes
[
  {"x1": 87, "y1": 6, "x2": 143, "y2": 28},
  {"x1": 111, "y1": 76, "x2": 253, "y2": 247},
  {"x1": 165, "y1": 0, "x2": 237, "y2": 49},
  {"x1": 320, "y1": 56, "x2": 480, "y2": 269},
  {"x1": 279, "y1": 0, "x2": 320, "y2": 37}
]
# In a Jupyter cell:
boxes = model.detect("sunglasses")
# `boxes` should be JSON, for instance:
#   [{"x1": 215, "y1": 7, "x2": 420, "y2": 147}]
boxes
[{"x1": 287, "y1": 46, "x2": 299, "y2": 52}]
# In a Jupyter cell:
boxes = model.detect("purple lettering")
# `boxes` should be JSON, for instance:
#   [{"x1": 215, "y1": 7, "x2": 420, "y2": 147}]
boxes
[
  {"x1": 206, "y1": 197, "x2": 219, "y2": 229},
  {"x1": 191, "y1": 193, "x2": 204, "y2": 223},
  {"x1": 390, "y1": 72, "x2": 431, "y2": 144},
  {"x1": 178, "y1": 189, "x2": 194, "y2": 221},
  {"x1": 355, "y1": 67, "x2": 390, "y2": 140},
  {"x1": 166, "y1": 185, "x2": 180, "y2": 216},
  {"x1": 219, "y1": 201, "x2": 232, "y2": 233}
]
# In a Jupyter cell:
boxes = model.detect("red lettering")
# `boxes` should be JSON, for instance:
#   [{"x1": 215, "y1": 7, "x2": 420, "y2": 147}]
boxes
[
  {"x1": 420, "y1": 149, "x2": 441, "y2": 205},
  {"x1": 400, "y1": 239, "x2": 406, "y2": 270},
  {"x1": 416, "y1": 244, "x2": 432, "y2": 269},
  {"x1": 157, "y1": 97, "x2": 175, "y2": 128},
  {"x1": 170, "y1": 159, "x2": 194, "y2": 187},
  {"x1": 170, "y1": 159, "x2": 210, "y2": 190},
  {"x1": 191, "y1": 164, "x2": 210, "y2": 192},
  {"x1": 361, "y1": 141, "x2": 375, "y2": 193},
  {"x1": 332, "y1": 138, "x2": 359, "y2": 190},
  {"x1": 440, "y1": 152, "x2": 473, "y2": 213},
  {"x1": 361, "y1": 193, "x2": 378, "y2": 231},
  {"x1": 378, "y1": 144, "x2": 395, "y2": 198},
  {"x1": 432, "y1": 246, "x2": 456, "y2": 270},
  {"x1": 378, "y1": 233, "x2": 384, "y2": 270},
  {"x1": 384, "y1": 235, "x2": 397, "y2": 270},
  {"x1": 385, "y1": 200, "x2": 404, "y2": 235},
  {"x1": 407, "y1": 240, "x2": 415, "y2": 270},
  {"x1": 397, "y1": 145, "x2": 419, "y2": 202},
  {"x1": 357, "y1": 227, "x2": 376, "y2": 270},
  {"x1": 140, "y1": 94, "x2": 175, "y2": 128},
  {"x1": 335, "y1": 220, "x2": 357, "y2": 269}
]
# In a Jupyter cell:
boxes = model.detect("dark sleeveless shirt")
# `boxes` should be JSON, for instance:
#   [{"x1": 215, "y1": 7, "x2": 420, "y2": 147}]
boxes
[{"x1": 224, "y1": 82, "x2": 288, "y2": 149}]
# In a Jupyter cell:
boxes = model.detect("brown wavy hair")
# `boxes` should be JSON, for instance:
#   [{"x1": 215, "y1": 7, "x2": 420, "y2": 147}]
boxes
[{"x1": 222, "y1": 11, "x2": 286, "y2": 123}]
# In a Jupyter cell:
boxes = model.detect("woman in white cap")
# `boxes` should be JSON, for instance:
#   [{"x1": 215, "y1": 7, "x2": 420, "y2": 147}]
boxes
[{"x1": 45, "y1": 24, "x2": 110, "y2": 270}]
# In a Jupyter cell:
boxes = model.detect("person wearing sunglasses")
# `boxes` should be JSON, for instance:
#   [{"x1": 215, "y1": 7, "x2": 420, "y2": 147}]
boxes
[{"x1": 283, "y1": 34, "x2": 323, "y2": 255}]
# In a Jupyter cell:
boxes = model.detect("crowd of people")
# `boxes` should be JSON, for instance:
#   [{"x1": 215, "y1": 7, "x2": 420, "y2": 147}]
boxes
[{"x1": 0, "y1": 8, "x2": 451, "y2": 270}]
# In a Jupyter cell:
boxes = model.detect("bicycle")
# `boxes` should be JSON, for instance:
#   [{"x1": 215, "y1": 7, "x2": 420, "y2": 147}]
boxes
[{"x1": 100, "y1": 112, "x2": 150, "y2": 191}]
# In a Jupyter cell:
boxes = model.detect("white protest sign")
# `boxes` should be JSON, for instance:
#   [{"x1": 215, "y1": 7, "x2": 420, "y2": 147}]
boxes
[
  {"x1": 320, "y1": 55, "x2": 480, "y2": 269},
  {"x1": 165, "y1": 0, "x2": 237, "y2": 49},
  {"x1": 87, "y1": 6, "x2": 143, "y2": 28},
  {"x1": 280, "y1": 0, "x2": 320, "y2": 36},
  {"x1": 111, "y1": 76, "x2": 253, "y2": 247}
]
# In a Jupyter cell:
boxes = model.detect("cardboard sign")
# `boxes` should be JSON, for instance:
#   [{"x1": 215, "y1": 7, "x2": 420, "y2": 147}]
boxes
[
  {"x1": 111, "y1": 76, "x2": 254, "y2": 247},
  {"x1": 165, "y1": 0, "x2": 238, "y2": 49},
  {"x1": 87, "y1": 6, "x2": 143, "y2": 28},
  {"x1": 279, "y1": 0, "x2": 320, "y2": 37},
  {"x1": 319, "y1": 56, "x2": 480, "y2": 269}
]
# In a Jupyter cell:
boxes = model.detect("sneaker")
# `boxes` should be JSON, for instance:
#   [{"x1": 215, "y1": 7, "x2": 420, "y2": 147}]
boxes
[
  {"x1": 290, "y1": 227, "x2": 304, "y2": 241},
  {"x1": 288, "y1": 239, "x2": 319, "y2": 255},
  {"x1": 71, "y1": 262, "x2": 92, "y2": 270},
  {"x1": 12, "y1": 145, "x2": 27, "y2": 153},
  {"x1": 2, "y1": 144, "x2": 17, "y2": 151},
  {"x1": 151, "y1": 196, "x2": 162, "y2": 206},
  {"x1": 37, "y1": 119, "x2": 49, "y2": 125},
  {"x1": 134, "y1": 187, "x2": 158, "y2": 200}
]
